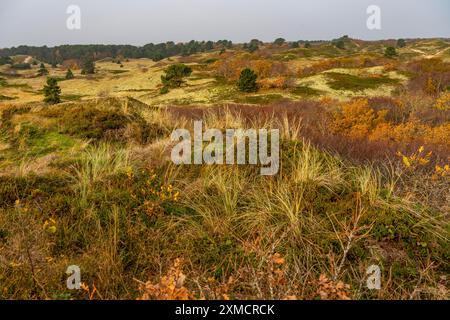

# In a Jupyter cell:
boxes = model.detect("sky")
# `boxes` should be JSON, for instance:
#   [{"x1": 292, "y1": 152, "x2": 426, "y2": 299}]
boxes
[{"x1": 0, "y1": 0, "x2": 449, "y2": 48}]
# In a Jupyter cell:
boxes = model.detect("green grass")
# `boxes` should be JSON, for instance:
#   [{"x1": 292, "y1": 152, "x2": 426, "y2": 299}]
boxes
[
  {"x1": 325, "y1": 72, "x2": 400, "y2": 91},
  {"x1": 27, "y1": 132, "x2": 77, "y2": 157},
  {"x1": 291, "y1": 85, "x2": 322, "y2": 97},
  {"x1": 234, "y1": 93, "x2": 286, "y2": 104}
]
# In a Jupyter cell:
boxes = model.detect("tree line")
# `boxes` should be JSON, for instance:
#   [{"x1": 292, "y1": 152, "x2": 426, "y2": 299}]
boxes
[{"x1": 0, "y1": 40, "x2": 233, "y2": 64}]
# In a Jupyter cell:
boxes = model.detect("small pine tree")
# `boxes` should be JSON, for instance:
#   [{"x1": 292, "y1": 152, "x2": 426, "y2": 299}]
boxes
[
  {"x1": 237, "y1": 68, "x2": 258, "y2": 92},
  {"x1": 65, "y1": 69, "x2": 74, "y2": 79},
  {"x1": 304, "y1": 41, "x2": 311, "y2": 48},
  {"x1": 385, "y1": 46, "x2": 397, "y2": 58},
  {"x1": 43, "y1": 77, "x2": 61, "y2": 104},
  {"x1": 38, "y1": 63, "x2": 48, "y2": 76},
  {"x1": 81, "y1": 56, "x2": 95, "y2": 74},
  {"x1": 161, "y1": 64, "x2": 192, "y2": 88},
  {"x1": 290, "y1": 41, "x2": 300, "y2": 48},
  {"x1": 397, "y1": 39, "x2": 406, "y2": 48}
]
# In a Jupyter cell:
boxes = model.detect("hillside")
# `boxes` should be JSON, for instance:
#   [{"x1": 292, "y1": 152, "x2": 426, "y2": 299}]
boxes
[{"x1": 0, "y1": 38, "x2": 449, "y2": 300}]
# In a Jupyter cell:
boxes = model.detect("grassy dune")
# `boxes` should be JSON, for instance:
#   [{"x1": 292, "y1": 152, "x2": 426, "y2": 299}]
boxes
[{"x1": 0, "y1": 38, "x2": 449, "y2": 300}]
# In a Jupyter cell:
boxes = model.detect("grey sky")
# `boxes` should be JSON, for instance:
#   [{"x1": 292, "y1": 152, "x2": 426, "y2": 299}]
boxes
[{"x1": 0, "y1": 0, "x2": 449, "y2": 47}]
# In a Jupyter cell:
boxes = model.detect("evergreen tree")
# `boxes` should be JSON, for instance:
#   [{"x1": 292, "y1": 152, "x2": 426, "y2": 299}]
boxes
[
  {"x1": 274, "y1": 38, "x2": 286, "y2": 46},
  {"x1": 161, "y1": 64, "x2": 192, "y2": 88},
  {"x1": 38, "y1": 63, "x2": 48, "y2": 76},
  {"x1": 65, "y1": 68, "x2": 74, "y2": 79},
  {"x1": 81, "y1": 56, "x2": 95, "y2": 74},
  {"x1": 43, "y1": 77, "x2": 61, "y2": 104},
  {"x1": 290, "y1": 41, "x2": 299, "y2": 48},
  {"x1": 397, "y1": 39, "x2": 406, "y2": 48},
  {"x1": 237, "y1": 68, "x2": 258, "y2": 92},
  {"x1": 385, "y1": 46, "x2": 397, "y2": 58},
  {"x1": 304, "y1": 41, "x2": 311, "y2": 48}
]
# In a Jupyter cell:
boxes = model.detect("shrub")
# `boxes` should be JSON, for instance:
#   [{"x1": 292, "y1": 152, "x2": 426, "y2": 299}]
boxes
[
  {"x1": 385, "y1": 46, "x2": 397, "y2": 58},
  {"x1": 0, "y1": 56, "x2": 13, "y2": 65},
  {"x1": 81, "y1": 56, "x2": 95, "y2": 74},
  {"x1": 435, "y1": 92, "x2": 450, "y2": 110},
  {"x1": 333, "y1": 99, "x2": 387, "y2": 138},
  {"x1": 38, "y1": 63, "x2": 49, "y2": 76},
  {"x1": 161, "y1": 64, "x2": 192, "y2": 88},
  {"x1": 237, "y1": 68, "x2": 258, "y2": 92},
  {"x1": 65, "y1": 69, "x2": 74, "y2": 80},
  {"x1": 160, "y1": 86, "x2": 169, "y2": 95},
  {"x1": 43, "y1": 77, "x2": 61, "y2": 104},
  {"x1": 274, "y1": 38, "x2": 286, "y2": 46},
  {"x1": 397, "y1": 39, "x2": 406, "y2": 48},
  {"x1": 11, "y1": 63, "x2": 31, "y2": 70}
]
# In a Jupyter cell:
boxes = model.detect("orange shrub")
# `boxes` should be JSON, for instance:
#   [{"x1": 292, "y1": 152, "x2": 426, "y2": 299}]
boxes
[
  {"x1": 258, "y1": 76, "x2": 287, "y2": 89},
  {"x1": 333, "y1": 99, "x2": 387, "y2": 139},
  {"x1": 435, "y1": 92, "x2": 450, "y2": 111}
]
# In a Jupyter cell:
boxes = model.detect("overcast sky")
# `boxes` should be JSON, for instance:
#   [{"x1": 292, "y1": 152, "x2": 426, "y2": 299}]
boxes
[{"x1": 0, "y1": 0, "x2": 449, "y2": 48}]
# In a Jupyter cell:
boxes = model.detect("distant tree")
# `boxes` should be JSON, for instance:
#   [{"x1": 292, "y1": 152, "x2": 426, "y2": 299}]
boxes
[
  {"x1": 51, "y1": 61, "x2": 57, "y2": 68},
  {"x1": 385, "y1": 46, "x2": 398, "y2": 58},
  {"x1": 81, "y1": 56, "x2": 95, "y2": 74},
  {"x1": 248, "y1": 43, "x2": 259, "y2": 53},
  {"x1": 0, "y1": 56, "x2": 13, "y2": 65},
  {"x1": 237, "y1": 68, "x2": 258, "y2": 92},
  {"x1": 38, "y1": 63, "x2": 48, "y2": 76},
  {"x1": 65, "y1": 68, "x2": 74, "y2": 79},
  {"x1": 290, "y1": 41, "x2": 299, "y2": 48},
  {"x1": 274, "y1": 38, "x2": 286, "y2": 46},
  {"x1": 43, "y1": 77, "x2": 61, "y2": 104},
  {"x1": 304, "y1": 41, "x2": 311, "y2": 48},
  {"x1": 205, "y1": 41, "x2": 214, "y2": 51},
  {"x1": 246, "y1": 40, "x2": 261, "y2": 53},
  {"x1": 397, "y1": 39, "x2": 406, "y2": 48},
  {"x1": 161, "y1": 63, "x2": 192, "y2": 88}
]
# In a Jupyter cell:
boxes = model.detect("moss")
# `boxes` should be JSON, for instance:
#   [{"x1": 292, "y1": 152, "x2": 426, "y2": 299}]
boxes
[
  {"x1": 0, "y1": 174, "x2": 70, "y2": 207},
  {"x1": 291, "y1": 85, "x2": 322, "y2": 97},
  {"x1": 326, "y1": 72, "x2": 399, "y2": 91}
]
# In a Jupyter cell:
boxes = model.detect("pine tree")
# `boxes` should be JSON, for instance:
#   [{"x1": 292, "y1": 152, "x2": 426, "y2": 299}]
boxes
[
  {"x1": 397, "y1": 39, "x2": 406, "y2": 48},
  {"x1": 43, "y1": 77, "x2": 61, "y2": 104},
  {"x1": 274, "y1": 38, "x2": 286, "y2": 46},
  {"x1": 65, "y1": 68, "x2": 74, "y2": 79},
  {"x1": 385, "y1": 46, "x2": 397, "y2": 58},
  {"x1": 161, "y1": 64, "x2": 192, "y2": 88},
  {"x1": 38, "y1": 63, "x2": 48, "y2": 76},
  {"x1": 81, "y1": 56, "x2": 95, "y2": 74},
  {"x1": 237, "y1": 68, "x2": 258, "y2": 92}
]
